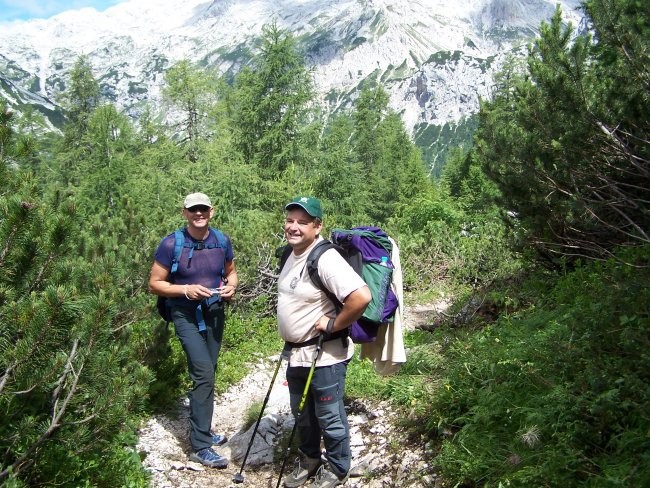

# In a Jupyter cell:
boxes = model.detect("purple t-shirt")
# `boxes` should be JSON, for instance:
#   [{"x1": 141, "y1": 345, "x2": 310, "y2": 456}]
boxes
[{"x1": 154, "y1": 228, "x2": 234, "y2": 294}]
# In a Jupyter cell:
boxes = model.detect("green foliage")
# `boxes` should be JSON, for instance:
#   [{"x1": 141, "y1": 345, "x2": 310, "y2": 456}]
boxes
[
  {"x1": 59, "y1": 56, "x2": 101, "y2": 148},
  {"x1": 163, "y1": 60, "x2": 221, "y2": 162},
  {"x1": 312, "y1": 116, "x2": 370, "y2": 226},
  {"x1": 217, "y1": 312, "x2": 283, "y2": 391},
  {"x1": 343, "y1": 85, "x2": 434, "y2": 224},
  {"x1": 0, "y1": 169, "x2": 151, "y2": 485},
  {"x1": 353, "y1": 85, "x2": 389, "y2": 172},
  {"x1": 411, "y1": 247, "x2": 650, "y2": 487},
  {"x1": 130, "y1": 319, "x2": 188, "y2": 411},
  {"x1": 389, "y1": 188, "x2": 521, "y2": 296},
  {"x1": 242, "y1": 400, "x2": 265, "y2": 432},
  {"x1": 76, "y1": 105, "x2": 136, "y2": 213},
  {"x1": 0, "y1": 101, "x2": 48, "y2": 185},
  {"x1": 229, "y1": 22, "x2": 315, "y2": 174},
  {"x1": 346, "y1": 356, "x2": 391, "y2": 400},
  {"x1": 473, "y1": 3, "x2": 650, "y2": 265},
  {"x1": 4, "y1": 7, "x2": 647, "y2": 486},
  {"x1": 441, "y1": 147, "x2": 500, "y2": 216},
  {"x1": 413, "y1": 115, "x2": 478, "y2": 177}
]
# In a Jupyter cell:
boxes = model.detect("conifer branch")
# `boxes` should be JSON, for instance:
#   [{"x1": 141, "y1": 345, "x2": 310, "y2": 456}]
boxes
[
  {"x1": 0, "y1": 339, "x2": 83, "y2": 482},
  {"x1": 29, "y1": 252, "x2": 56, "y2": 294},
  {"x1": 0, "y1": 363, "x2": 14, "y2": 395},
  {"x1": 11, "y1": 384, "x2": 38, "y2": 395},
  {"x1": 0, "y1": 222, "x2": 18, "y2": 267},
  {"x1": 68, "y1": 413, "x2": 98, "y2": 425},
  {"x1": 51, "y1": 339, "x2": 81, "y2": 422}
]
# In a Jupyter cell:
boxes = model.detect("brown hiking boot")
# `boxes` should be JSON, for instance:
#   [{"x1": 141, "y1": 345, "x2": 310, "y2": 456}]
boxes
[
  {"x1": 311, "y1": 464, "x2": 349, "y2": 487},
  {"x1": 283, "y1": 454, "x2": 322, "y2": 487}
]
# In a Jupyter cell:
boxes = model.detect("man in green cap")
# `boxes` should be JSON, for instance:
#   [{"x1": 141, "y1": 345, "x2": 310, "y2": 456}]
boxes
[{"x1": 277, "y1": 196, "x2": 371, "y2": 487}]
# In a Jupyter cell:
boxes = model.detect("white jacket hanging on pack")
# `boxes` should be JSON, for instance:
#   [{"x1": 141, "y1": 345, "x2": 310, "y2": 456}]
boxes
[{"x1": 359, "y1": 237, "x2": 406, "y2": 375}]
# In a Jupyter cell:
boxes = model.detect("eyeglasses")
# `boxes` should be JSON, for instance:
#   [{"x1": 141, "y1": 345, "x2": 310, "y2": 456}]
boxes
[{"x1": 187, "y1": 205, "x2": 211, "y2": 213}]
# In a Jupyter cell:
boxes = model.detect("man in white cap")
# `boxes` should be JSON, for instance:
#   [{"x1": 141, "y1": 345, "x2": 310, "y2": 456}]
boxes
[{"x1": 149, "y1": 192, "x2": 238, "y2": 468}]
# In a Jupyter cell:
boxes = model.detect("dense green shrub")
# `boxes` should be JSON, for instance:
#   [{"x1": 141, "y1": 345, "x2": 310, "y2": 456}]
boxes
[
  {"x1": 3, "y1": 6, "x2": 647, "y2": 485},
  {"x1": 474, "y1": 3, "x2": 650, "y2": 265},
  {"x1": 0, "y1": 173, "x2": 152, "y2": 486},
  {"x1": 391, "y1": 192, "x2": 522, "y2": 297},
  {"x1": 420, "y1": 247, "x2": 650, "y2": 487}
]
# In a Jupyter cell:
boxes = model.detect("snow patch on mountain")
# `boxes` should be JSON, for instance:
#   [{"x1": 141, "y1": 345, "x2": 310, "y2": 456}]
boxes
[{"x1": 0, "y1": 0, "x2": 584, "y2": 140}]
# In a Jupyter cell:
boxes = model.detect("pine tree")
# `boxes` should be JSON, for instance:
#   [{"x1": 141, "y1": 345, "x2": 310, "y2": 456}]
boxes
[
  {"x1": 473, "y1": 4, "x2": 650, "y2": 264},
  {"x1": 1, "y1": 63, "x2": 154, "y2": 488},
  {"x1": 59, "y1": 56, "x2": 101, "y2": 149},
  {"x1": 353, "y1": 86, "x2": 389, "y2": 172},
  {"x1": 163, "y1": 60, "x2": 220, "y2": 163},
  {"x1": 229, "y1": 22, "x2": 314, "y2": 174},
  {"x1": 0, "y1": 100, "x2": 14, "y2": 165},
  {"x1": 0, "y1": 170, "x2": 151, "y2": 486},
  {"x1": 351, "y1": 86, "x2": 431, "y2": 223},
  {"x1": 313, "y1": 115, "x2": 370, "y2": 226}
]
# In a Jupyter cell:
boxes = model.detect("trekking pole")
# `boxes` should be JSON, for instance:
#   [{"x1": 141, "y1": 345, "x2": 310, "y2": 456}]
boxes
[
  {"x1": 274, "y1": 334, "x2": 324, "y2": 488},
  {"x1": 233, "y1": 345, "x2": 290, "y2": 484}
]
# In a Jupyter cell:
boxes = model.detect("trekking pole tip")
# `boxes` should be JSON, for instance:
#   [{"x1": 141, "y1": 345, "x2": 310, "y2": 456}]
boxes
[{"x1": 232, "y1": 472, "x2": 245, "y2": 483}]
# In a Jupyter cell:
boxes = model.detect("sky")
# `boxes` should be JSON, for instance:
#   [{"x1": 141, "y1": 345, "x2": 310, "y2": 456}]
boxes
[{"x1": 0, "y1": 0, "x2": 126, "y2": 22}]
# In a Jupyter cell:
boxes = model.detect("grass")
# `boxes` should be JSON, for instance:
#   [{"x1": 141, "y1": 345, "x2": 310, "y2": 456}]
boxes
[
  {"x1": 217, "y1": 307, "x2": 283, "y2": 392},
  {"x1": 346, "y1": 355, "x2": 392, "y2": 399},
  {"x1": 390, "y1": 246, "x2": 650, "y2": 486},
  {"x1": 242, "y1": 400, "x2": 265, "y2": 432}
]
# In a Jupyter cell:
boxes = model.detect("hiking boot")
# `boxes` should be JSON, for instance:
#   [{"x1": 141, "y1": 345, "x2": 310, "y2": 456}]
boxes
[
  {"x1": 189, "y1": 447, "x2": 228, "y2": 468},
  {"x1": 283, "y1": 455, "x2": 322, "y2": 487},
  {"x1": 312, "y1": 464, "x2": 349, "y2": 488},
  {"x1": 210, "y1": 431, "x2": 227, "y2": 446}
]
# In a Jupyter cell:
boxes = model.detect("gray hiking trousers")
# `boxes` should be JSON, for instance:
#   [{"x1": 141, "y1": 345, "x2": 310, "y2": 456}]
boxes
[
  {"x1": 287, "y1": 359, "x2": 351, "y2": 478},
  {"x1": 171, "y1": 303, "x2": 225, "y2": 451}
]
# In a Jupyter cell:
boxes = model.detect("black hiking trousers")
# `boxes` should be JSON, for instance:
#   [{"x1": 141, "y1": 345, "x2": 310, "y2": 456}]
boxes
[{"x1": 287, "y1": 359, "x2": 351, "y2": 478}]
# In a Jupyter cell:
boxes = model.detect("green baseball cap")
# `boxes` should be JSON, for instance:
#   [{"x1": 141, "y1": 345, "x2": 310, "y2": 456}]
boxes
[{"x1": 285, "y1": 196, "x2": 323, "y2": 219}]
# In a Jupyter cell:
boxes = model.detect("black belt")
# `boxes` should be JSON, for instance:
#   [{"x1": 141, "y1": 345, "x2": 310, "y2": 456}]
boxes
[{"x1": 284, "y1": 329, "x2": 348, "y2": 349}]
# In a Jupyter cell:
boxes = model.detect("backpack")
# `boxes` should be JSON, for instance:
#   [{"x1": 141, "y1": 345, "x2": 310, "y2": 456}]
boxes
[
  {"x1": 156, "y1": 227, "x2": 228, "y2": 323},
  {"x1": 278, "y1": 226, "x2": 399, "y2": 343}
]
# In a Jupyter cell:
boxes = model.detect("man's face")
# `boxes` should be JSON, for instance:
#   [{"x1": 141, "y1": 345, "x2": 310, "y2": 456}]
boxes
[
  {"x1": 284, "y1": 207, "x2": 322, "y2": 254},
  {"x1": 183, "y1": 205, "x2": 213, "y2": 230}
]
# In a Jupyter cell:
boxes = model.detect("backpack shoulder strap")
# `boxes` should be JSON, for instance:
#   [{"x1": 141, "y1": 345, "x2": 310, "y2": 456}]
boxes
[
  {"x1": 208, "y1": 227, "x2": 228, "y2": 250},
  {"x1": 170, "y1": 229, "x2": 185, "y2": 276},
  {"x1": 277, "y1": 240, "x2": 342, "y2": 308},
  {"x1": 208, "y1": 227, "x2": 228, "y2": 280},
  {"x1": 278, "y1": 244, "x2": 293, "y2": 273},
  {"x1": 179, "y1": 227, "x2": 228, "y2": 250},
  {"x1": 306, "y1": 240, "x2": 342, "y2": 310}
]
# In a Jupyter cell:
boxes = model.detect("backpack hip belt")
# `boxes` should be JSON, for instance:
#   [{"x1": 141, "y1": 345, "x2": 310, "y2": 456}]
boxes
[{"x1": 284, "y1": 329, "x2": 348, "y2": 349}]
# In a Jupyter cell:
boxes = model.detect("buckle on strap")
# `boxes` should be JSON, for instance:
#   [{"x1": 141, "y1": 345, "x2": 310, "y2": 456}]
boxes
[{"x1": 195, "y1": 295, "x2": 223, "y2": 332}]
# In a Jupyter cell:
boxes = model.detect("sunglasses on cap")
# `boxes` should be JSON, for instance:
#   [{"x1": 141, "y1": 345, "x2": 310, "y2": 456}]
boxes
[{"x1": 187, "y1": 205, "x2": 211, "y2": 213}]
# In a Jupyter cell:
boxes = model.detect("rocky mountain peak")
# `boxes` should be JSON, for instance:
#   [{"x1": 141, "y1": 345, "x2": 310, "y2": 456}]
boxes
[{"x1": 0, "y1": 0, "x2": 584, "y2": 170}]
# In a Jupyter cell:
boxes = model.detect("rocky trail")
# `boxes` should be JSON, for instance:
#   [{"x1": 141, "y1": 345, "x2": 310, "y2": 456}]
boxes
[{"x1": 136, "y1": 301, "x2": 448, "y2": 488}]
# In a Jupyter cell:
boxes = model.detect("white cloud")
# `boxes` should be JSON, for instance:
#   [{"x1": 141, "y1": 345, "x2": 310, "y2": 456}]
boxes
[{"x1": 0, "y1": 0, "x2": 125, "y2": 22}]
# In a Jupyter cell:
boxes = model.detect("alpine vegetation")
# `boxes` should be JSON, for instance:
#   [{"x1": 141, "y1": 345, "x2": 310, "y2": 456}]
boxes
[{"x1": 1, "y1": 0, "x2": 648, "y2": 486}]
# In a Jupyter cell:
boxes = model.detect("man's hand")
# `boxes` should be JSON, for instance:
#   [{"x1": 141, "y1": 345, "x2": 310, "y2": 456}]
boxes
[
  {"x1": 315, "y1": 315, "x2": 334, "y2": 334},
  {"x1": 215, "y1": 283, "x2": 236, "y2": 300},
  {"x1": 184, "y1": 284, "x2": 213, "y2": 300}
]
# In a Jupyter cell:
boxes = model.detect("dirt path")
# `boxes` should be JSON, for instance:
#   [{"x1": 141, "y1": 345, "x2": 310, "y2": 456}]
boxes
[{"x1": 137, "y1": 301, "x2": 447, "y2": 487}]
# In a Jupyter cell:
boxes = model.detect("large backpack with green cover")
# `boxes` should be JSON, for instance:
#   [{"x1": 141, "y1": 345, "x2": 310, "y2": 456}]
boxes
[{"x1": 279, "y1": 226, "x2": 398, "y2": 343}]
